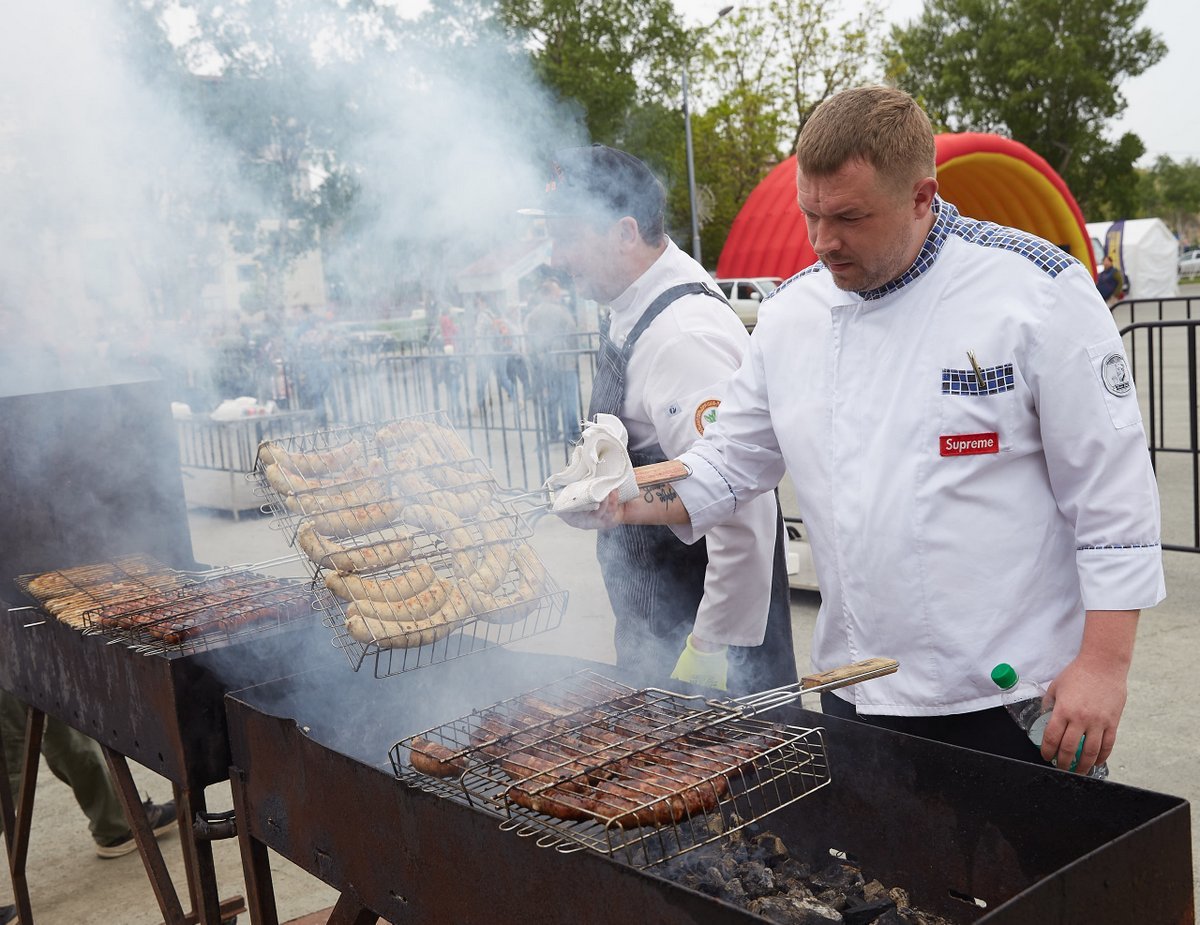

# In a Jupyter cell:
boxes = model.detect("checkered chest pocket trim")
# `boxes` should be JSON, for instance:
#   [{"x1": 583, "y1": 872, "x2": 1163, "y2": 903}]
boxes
[{"x1": 942, "y1": 363, "x2": 1015, "y2": 396}]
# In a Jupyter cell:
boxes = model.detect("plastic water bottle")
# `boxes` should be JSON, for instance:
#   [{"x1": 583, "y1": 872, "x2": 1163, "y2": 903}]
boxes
[{"x1": 990, "y1": 663, "x2": 1109, "y2": 779}]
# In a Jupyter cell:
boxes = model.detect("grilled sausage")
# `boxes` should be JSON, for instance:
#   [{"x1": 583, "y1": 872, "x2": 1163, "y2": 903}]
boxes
[
  {"x1": 409, "y1": 738, "x2": 467, "y2": 777},
  {"x1": 259, "y1": 439, "x2": 362, "y2": 477},
  {"x1": 308, "y1": 499, "x2": 405, "y2": 539},
  {"x1": 296, "y1": 522, "x2": 414, "y2": 574},
  {"x1": 343, "y1": 578, "x2": 448, "y2": 621},
  {"x1": 323, "y1": 564, "x2": 437, "y2": 603}
]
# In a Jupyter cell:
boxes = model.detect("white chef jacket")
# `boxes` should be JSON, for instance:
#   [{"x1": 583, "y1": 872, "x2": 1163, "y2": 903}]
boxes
[
  {"x1": 606, "y1": 237, "x2": 779, "y2": 647},
  {"x1": 674, "y1": 199, "x2": 1165, "y2": 714}
]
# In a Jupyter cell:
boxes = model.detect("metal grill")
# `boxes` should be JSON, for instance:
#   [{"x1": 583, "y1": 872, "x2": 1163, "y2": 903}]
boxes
[
  {"x1": 15, "y1": 554, "x2": 184, "y2": 628},
  {"x1": 251, "y1": 411, "x2": 568, "y2": 677},
  {"x1": 16, "y1": 556, "x2": 325, "y2": 657},
  {"x1": 391, "y1": 670, "x2": 832, "y2": 869},
  {"x1": 78, "y1": 566, "x2": 324, "y2": 657}
]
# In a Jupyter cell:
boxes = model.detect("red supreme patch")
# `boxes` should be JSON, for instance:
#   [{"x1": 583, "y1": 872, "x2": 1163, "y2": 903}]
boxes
[{"x1": 940, "y1": 432, "x2": 999, "y2": 456}]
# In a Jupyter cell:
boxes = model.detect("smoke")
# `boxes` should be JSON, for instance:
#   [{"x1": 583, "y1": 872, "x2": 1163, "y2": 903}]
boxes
[{"x1": 0, "y1": 0, "x2": 583, "y2": 401}]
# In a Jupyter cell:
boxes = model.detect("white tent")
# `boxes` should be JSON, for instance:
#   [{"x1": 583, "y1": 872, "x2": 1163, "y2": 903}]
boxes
[{"x1": 1086, "y1": 218, "x2": 1179, "y2": 299}]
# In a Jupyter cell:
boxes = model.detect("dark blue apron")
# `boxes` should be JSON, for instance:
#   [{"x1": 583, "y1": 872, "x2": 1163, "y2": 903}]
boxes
[{"x1": 588, "y1": 283, "x2": 797, "y2": 695}]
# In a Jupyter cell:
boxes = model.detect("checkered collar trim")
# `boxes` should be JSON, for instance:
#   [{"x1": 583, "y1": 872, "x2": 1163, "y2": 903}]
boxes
[{"x1": 854, "y1": 196, "x2": 954, "y2": 302}]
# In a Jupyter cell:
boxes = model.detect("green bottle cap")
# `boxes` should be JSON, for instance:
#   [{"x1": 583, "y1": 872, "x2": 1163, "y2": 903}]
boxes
[{"x1": 991, "y1": 663, "x2": 1018, "y2": 690}]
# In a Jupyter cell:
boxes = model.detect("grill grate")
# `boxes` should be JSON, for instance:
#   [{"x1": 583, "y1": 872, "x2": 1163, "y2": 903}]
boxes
[
  {"x1": 391, "y1": 670, "x2": 831, "y2": 869},
  {"x1": 15, "y1": 554, "x2": 184, "y2": 628},
  {"x1": 79, "y1": 569, "x2": 325, "y2": 656},
  {"x1": 252, "y1": 411, "x2": 567, "y2": 677}
]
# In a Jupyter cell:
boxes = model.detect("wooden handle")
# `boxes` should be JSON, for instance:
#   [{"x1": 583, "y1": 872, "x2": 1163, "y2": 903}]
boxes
[
  {"x1": 634, "y1": 460, "x2": 691, "y2": 489},
  {"x1": 801, "y1": 657, "x2": 899, "y2": 692}
]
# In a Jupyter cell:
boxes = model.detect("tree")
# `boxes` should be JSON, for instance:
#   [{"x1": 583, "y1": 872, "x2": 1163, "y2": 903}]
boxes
[
  {"x1": 677, "y1": 0, "x2": 881, "y2": 264},
  {"x1": 495, "y1": 0, "x2": 691, "y2": 145},
  {"x1": 886, "y1": 0, "x2": 1166, "y2": 217},
  {"x1": 1136, "y1": 157, "x2": 1200, "y2": 241}
]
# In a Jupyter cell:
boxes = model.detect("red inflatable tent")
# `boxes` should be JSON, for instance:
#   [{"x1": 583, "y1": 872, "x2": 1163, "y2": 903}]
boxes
[{"x1": 714, "y1": 133, "x2": 1094, "y2": 281}]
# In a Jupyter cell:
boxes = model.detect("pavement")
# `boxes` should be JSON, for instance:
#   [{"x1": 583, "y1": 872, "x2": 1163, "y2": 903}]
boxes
[{"x1": 1, "y1": 501, "x2": 1197, "y2": 923}]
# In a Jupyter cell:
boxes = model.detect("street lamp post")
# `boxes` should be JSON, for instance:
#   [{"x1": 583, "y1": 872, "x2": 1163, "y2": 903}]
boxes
[{"x1": 683, "y1": 4, "x2": 733, "y2": 267}]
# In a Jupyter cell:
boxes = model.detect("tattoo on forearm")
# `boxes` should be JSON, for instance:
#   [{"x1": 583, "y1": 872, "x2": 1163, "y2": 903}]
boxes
[{"x1": 646, "y1": 485, "x2": 679, "y2": 507}]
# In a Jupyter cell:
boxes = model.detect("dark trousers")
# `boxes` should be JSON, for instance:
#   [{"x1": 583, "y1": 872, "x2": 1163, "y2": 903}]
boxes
[
  {"x1": 819, "y1": 691, "x2": 1050, "y2": 766},
  {"x1": 597, "y1": 507, "x2": 797, "y2": 697}
]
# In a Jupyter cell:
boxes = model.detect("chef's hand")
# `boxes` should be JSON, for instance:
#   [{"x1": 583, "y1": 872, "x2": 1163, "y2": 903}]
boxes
[
  {"x1": 670, "y1": 634, "x2": 729, "y2": 691},
  {"x1": 557, "y1": 489, "x2": 624, "y2": 531},
  {"x1": 1041, "y1": 610, "x2": 1138, "y2": 774}
]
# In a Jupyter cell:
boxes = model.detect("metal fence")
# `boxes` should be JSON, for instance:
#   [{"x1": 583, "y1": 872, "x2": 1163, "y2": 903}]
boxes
[
  {"x1": 275, "y1": 334, "x2": 601, "y2": 490},
  {"x1": 1116, "y1": 295, "x2": 1200, "y2": 553}
]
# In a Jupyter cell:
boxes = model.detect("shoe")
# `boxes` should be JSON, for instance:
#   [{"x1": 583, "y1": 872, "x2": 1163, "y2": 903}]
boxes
[
  {"x1": 95, "y1": 798, "x2": 177, "y2": 859},
  {"x1": 0, "y1": 902, "x2": 16, "y2": 925}
]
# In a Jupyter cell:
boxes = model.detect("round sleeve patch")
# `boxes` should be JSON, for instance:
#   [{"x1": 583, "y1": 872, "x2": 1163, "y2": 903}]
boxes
[
  {"x1": 1101, "y1": 353, "x2": 1132, "y2": 397},
  {"x1": 694, "y1": 398, "x2": 721, "y2": 434}
]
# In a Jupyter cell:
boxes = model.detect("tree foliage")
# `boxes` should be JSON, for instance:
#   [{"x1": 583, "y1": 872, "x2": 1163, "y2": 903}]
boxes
[
  {"x1": 1136, "y1": 157, "x2": 1200, "y2": 241},
  {"x1": 885, "y1": 0, "x2": 1166, "y2": 218}
]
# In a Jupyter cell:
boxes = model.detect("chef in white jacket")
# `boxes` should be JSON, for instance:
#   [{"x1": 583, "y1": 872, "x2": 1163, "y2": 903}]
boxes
[
  {"x1": 565, "y1": 89, "x2": 1165, "y2": 774},
  {"x1": 531, "y1": 144, "x2": 797, "y2": 694}
]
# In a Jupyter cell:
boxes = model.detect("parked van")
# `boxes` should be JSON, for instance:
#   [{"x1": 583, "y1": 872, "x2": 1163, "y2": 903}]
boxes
[{"x1": 714, "y1": 277, "x2": 783, "y2": 329}]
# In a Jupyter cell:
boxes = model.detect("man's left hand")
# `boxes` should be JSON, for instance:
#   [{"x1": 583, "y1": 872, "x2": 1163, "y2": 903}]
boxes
[{"x1": 1040, "y1": 610, "x2": 1139, "y2": 774}]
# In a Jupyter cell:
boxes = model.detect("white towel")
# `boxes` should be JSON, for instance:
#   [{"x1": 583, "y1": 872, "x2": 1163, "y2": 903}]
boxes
[{"x1": 545, "y1": 414, "x2": 639, "y2": 513}]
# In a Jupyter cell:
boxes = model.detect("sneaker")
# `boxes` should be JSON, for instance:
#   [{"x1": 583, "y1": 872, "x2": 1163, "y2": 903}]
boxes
[
  {"x1": 95, "y1": 798, "x2": 177, "y2": 859},
  {"x1": 0, "y1": 902, "x2": 16, "y2": 925}
]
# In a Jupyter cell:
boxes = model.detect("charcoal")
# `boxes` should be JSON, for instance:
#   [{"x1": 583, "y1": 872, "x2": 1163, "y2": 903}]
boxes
[
  {"x1": 841, "y1": 897, "x2": 898, "y2": 925},
  {"x1": 732, "y1": 843, "x2": 751, "y2": 864},
  {"x1": 862, "y1": 880, "x2": 889, "y2": 902},
  {"x1": 749, "y1": 895, "x2": 845, "y2": 925},
  {"x1": 752, "y1": 833, "x2": 791, "y2": 867},
  {"x1": 721, "y1": 878, "x2": 748, "y2": 904},
  {"x1": 869, "y1": 910, "x2": 908, "y2": 925},
  {"x1": 699, "y1": 866, "x2": 726, "y2": 895},
  {"x1": 887, "y1": 887, "x2": 910, "y2": 909},
  {"x1": 816, "y1": 888, "x2": 849, "y2": 910},
  {"x1": 811, "y1": 861, "x2": 865, "y2": 895},
  {"x1": 718, "y1": 856, "x2": 740, "y2": 880},
  {"x1": 740, "y1": 860, "x2": 776, "y2": 898}
]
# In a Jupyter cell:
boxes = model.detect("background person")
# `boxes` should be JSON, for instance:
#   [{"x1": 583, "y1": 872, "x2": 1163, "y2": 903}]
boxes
[
  {"x1": 1096, "y1": 254, "x2": 1126, "y2": 307},
  {"x1": 532, "y1": 144, "x2": 797, "y2": 694},
  {"x1": 561, "y1": 89, "x2": 1164, "y2": 774},
  {"x1": 525, "y1": 277, "x2": 582, "y2": 443}
]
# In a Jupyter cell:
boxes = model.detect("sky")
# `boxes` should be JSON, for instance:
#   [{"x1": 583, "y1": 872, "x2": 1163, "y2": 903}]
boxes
[{"x1": 672, "y1": 0, "x2": 1199, "y2": 166}]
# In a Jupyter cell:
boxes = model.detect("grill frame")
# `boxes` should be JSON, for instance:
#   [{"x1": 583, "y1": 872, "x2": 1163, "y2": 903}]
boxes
[
  {"x1": 391, "y1": 669, "x2": 833, "y2": 868},
  {"x1": 226, "y1": 649, "x2": 1195, "y2": 925},
  {"x1": 251, "y1": 411, "x2": 568, "y2": 677}
]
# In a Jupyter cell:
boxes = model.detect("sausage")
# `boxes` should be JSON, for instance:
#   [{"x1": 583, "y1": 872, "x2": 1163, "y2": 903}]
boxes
[
  {"x1": 409, "y1": 738, "x2": 467, "y2": 777},
  {"x1": 344, "y1": 608, "x2": 454, "y2": 649},
  {"x1": 323, "y1": 564, "x2": 437, "y2": 603},
  {"x1": 296, "y1": 522, "x2": 414, "y2": 574},
  {"x1": 259, "y1": 439, "x2": 362, "y2": 477},
  {"x1": 308, "y1": 499, "x2": 405, "y2": 539},
  {"x1": 342, "y1": 578, "x2": 449, "y2": 621}
]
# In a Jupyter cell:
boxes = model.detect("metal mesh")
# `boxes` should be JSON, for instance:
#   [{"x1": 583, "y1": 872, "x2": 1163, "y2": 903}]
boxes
[
  {"x1": 252, "y1": 411, "x2": 567, "y2": 677},
  {"x1": 15, "y1": 555, "x2": 183, "y2": 629},
  {"x1": 79, "y1": 569, "x2": 325, "y2": 656},
  {"x1": 391, "y1": 671, "x2": 831, "y2": 869}
]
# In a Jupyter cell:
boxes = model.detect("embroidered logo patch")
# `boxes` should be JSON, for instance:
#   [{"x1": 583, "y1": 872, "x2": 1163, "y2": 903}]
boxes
[
  {"x1": 1101, "y1": 353, "x2": 1132, "y2": 397},
  {"x1": 694, "y1": 399, "x2": 720, "y2": 435},
  {"x1": 940, "y1": 432, "x2": 999, "y2": 456}
]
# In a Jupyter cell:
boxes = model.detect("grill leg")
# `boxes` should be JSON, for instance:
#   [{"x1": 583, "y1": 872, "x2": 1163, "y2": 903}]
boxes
[
  {"x1": 102, "y1": 746, "x2": 189, "y2": 925},
  {"x1": 229, "y1": 766, "x2": 279, "y2": 925},
  {"x1": 325, "y1": 892, "x2": 377, "y2": 925},
  {"x1": 175, "y1": 783, "x2": 228, "y2": 925},
  {"x1": 0, "y1": 704, "x2": 44, "y2": 925}
]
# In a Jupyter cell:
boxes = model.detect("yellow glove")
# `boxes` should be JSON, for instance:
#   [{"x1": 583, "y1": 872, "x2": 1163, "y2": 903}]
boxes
[{"x1": 670, "y1": 634, "x2": 729, "y2": 691}]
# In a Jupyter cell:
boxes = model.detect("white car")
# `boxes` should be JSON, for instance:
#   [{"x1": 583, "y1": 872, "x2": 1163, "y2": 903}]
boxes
[
  {"x1": 1180, "y1": 251, "x2": 1200, "y2": 279},
  {"x1": 714, "y1": 277, "x2": 783, "y2": 328}
]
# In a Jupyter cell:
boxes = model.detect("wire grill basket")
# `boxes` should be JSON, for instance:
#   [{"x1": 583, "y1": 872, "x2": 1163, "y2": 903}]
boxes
[
  {"x1": 251, "y1": 411, "x2": 567, "y2": 677},
  {"x1": 391, "y1": 670, "x2": 832, "y2": 869}
]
